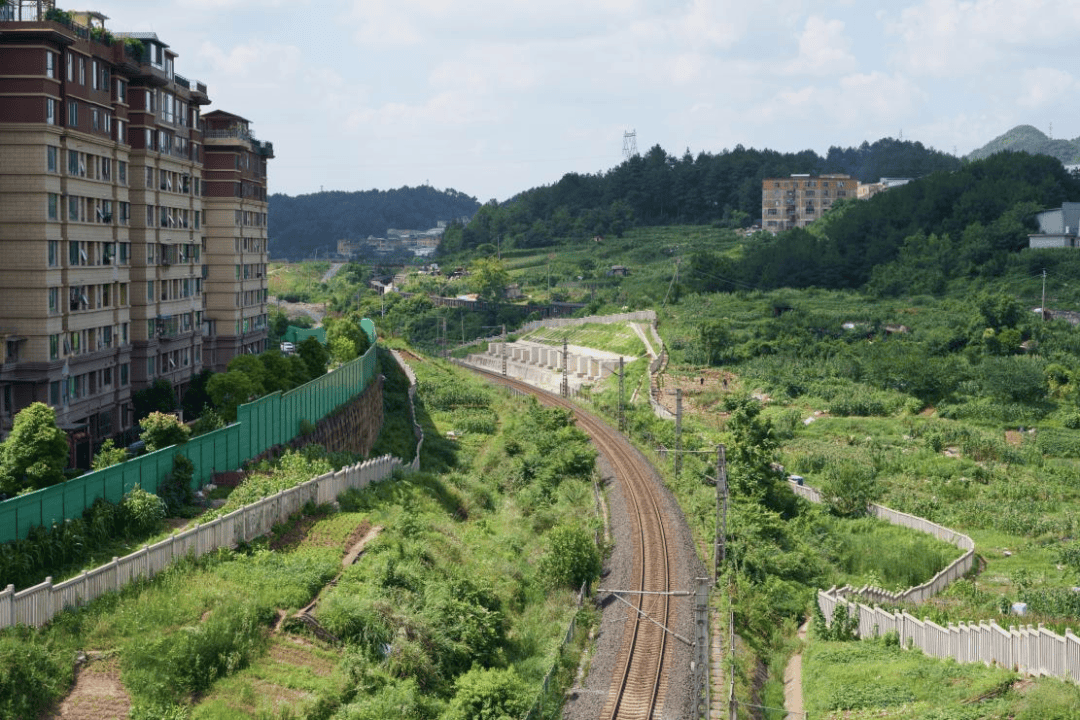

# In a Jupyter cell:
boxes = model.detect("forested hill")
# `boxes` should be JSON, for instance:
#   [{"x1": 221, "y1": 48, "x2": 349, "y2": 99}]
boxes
[
  {"x1": 692, "y1": 152, "x2": 1080, "y2": 294},
  {"x1": 439, "y1": 137, "x2": 959, "y2": 254},
  {"x1": 967, "y1": 125, "x2": 1080, "y2": 165},
  {"x1": 268, "y1": 187, "x2": 481, "y2": 260}
]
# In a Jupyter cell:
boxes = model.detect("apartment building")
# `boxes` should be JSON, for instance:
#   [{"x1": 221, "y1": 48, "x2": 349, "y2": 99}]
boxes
[
  {"x1": 201, "y1": 110, "x2": 273, "y2": 371},
  {"x1": 0, "y1": 6, "x2": 271, "y2": 460},
  {"x1": 761, "y1": 174, "x2": 856, "y2": 231}
]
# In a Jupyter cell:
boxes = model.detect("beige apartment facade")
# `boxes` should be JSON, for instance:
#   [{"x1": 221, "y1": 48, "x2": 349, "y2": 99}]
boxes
[
  {"x1": 761, "y1": 173, "x2": 856, "y2": 231},
  {"x1": 0, "y1": 7, "x2": 272, "y2": 462},
  {"x1": 201, "y1": 110, "x2": 272, "y2": 371}
]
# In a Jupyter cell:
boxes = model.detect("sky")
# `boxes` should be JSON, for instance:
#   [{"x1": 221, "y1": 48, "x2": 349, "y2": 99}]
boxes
[{"x1": 91, "y1": 0, "x2": 1080, "y2": 202}]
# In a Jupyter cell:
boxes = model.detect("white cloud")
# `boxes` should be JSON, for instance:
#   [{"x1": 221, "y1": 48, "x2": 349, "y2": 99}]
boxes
[
  {"x1": 886, "y1": 0, "x2": 1080, "y2": 78},
  {"x1": 1016, "y1": 67, "x2": 1076, "y2": 108},
  {"x1": 786, "y1": 16, "x2": 854, "y2": 75}
]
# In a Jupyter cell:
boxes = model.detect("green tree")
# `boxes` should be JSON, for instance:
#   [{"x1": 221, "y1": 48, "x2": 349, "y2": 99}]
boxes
[
  {"x1": 132, "y1": 378, "x2": 177, "y2": 422},
  {"x1": 537, "y1": 524, "x2": 601, "y2": 591},
  {"x1": 268, "y1": 306, "x2": 289, "y2": 339},
  {"x1": 180, "y1": 369, "x2": 215, "y2": 422},
  {"x1": 139, "y1": 411, "x2": 190, "y2": 452},
  {"x1": 207, "y1": 371, "x2": 256, "y2": 422},
  {"x1": 91, "y1": 439, "x2": 127, "y2": 470},
  {"x1": 226, "y1": 354, "x2": 268, "y2": 396},
  {"x1": 470, "y1": 257, "x2": 509, "y2": 301},
  {"x1": 298, "y1": 336, "x2": 329, "y2": 379},
  {"x1": 0, "y1": 402, "x2": 68, "y2": 494},
  {"x1": 326, "y1": 315, "x2": 370, "y2": 364}
]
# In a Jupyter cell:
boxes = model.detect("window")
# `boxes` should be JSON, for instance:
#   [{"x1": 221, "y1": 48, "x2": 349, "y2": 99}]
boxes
[
  {"x1": 147, "y1": 356, "x2": 155, "y2": 377},
  {"x1": 120, "y1": 363, "x2": 129, "y2": 386},
  {"x1": 67, "y1": 100, "x2": 77, "y2": 127},
  {"x1": 47, "y1": 193, "x2": 58, "y2": 220},
  {"x1": 147, "y1": 280, "x2": 154, "y2": 301},
  {"x1": 118, "y1": 161, "x2": 126, "y2": 184},
  {"x1": 46, "y1": 97, "x2": 56, "y2": 125},
  {"x1": 115, "y1": 119, "x2": 125, "y2": 144},
  {"x1": 116, "y1": 78, "x2": 126, "y2": 103},
  {"x1": 91, "y1": 60, "x2": 98, "y2": 90},
  {"x1": 121, "y1": 323, "x2": 128, "y2": 345},
  {"x1": 49, "y1": 335, "x2": 60, "y2": 361},
  {"x1": 68, "y1": 196, "x2": 79, "y2": 222},
  {"x1": 48, "y1": 287, "x2": 58, "y2": 314},
  {"x1": 78, "y1": 57, "x2": 85, "y2": 85},
  {"x1": 194, "y1": 211, "x2": 200, "y2": 229},
  {"x1": 119, "y1": 202, "x2": 130, "y2": 225},
  {"x1": 119, "y1": 282, "x2": 128, "y2": 305},
  {"x1": 91, "y1": 109, "x2": 100, "y2": 131},
  {"x1": 66, "y1": 52, "x2": 73, "y2": 82},
  {"x1": 102, "y1": 367, "x2": 112, "y2": 386},
  {"x1": 48, "y1": 240, "x2": 58, "y2": 267},
  {"x1": 46, "y1": 145, "x2": 58, "y2": 173},
  {"x1": 50, "y1": 381, "x2": 60, "y2": 406}
]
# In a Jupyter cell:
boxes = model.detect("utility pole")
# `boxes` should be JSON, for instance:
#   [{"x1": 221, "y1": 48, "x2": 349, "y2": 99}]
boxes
[
  {"x1": 562, "y1": 336, "x2": 569, "y2": 398},
  {"x1": 618, "y1": 356, "x2": 625, "y2": 433},
  {"x1": 714, "y1": 444, "x2": 727, "y2": 580},
  {"x1": 1042, "y1": 268, "x2": 1047, "y2": 320},
  {"x1": 501, "y1": 324, "x2": 507, "y2": 377},
  {"x1": 675, "y1": 388, "x2": 682, "y2": 480}
]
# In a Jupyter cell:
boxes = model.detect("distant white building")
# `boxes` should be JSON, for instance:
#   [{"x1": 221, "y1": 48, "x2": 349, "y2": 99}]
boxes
[{"x1": 1029, "y1": 203, "x2": 1080, "y2": 249}]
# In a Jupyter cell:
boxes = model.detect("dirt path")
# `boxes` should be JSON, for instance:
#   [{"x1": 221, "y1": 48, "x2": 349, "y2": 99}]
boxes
[
  {"x1": 784, "y1": 620, "x2": 809, "y2": 718},
  {"x1": 51, "y1": 656, "x2": 130, "y2": 720},
  {"x1": 321, "y1": 262, "x2": 345, "y2": 283}
]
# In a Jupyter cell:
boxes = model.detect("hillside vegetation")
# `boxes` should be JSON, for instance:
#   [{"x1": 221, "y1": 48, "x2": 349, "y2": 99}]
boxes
[
  {"x1": 967, "y1": 124, "x2": 1080, "y2": 165},
  {"x1": 438, "y1": 137, "x2": 959, "y2": 254},
  {"x1": 269, "y1": 187, "x2": 480, "y2": 260}
]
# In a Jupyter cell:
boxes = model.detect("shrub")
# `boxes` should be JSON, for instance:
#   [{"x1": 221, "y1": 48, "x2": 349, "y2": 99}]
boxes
[
  {"x1": 0, "y1": 632, "x2": 70, "y2": 717},
  {"x1": 157, "y1": 455, "x2": 195, "y2": 514},
  {"x1": 537, "y1": 524, "x2": 601, "y2": 591},
  {"x1": 139, "y1": 411, "x2": 190, "y2": 452},
  {"x1": 443, "y1": 667, "x2": 532, "y2": 720},
  {"x1": 122, "y1": 486, "x2": 166, "y2": 536},
  {"x1": 92, "y1": 439, "x2": 128, "y2": 470},
  {"x1": 122, "y1": 601, "x2": 267, "y2": 705}
]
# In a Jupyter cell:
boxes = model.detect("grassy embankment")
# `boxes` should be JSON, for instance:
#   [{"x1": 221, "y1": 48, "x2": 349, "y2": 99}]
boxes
[{"x1": 0, "y1": 352, "x2": 598, "y2": 720}]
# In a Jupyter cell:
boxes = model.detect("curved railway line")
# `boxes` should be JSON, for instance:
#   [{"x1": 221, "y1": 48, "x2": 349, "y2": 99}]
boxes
[{"x1": 469, "y1": 367, "x2": 685, "y2": 720}]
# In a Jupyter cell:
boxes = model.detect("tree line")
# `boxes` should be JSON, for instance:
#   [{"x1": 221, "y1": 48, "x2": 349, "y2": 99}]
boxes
[
  {"x1": 686, "y1": 152, "x2": 1080, "y2": 294},
  {"x1": 439, "y1": 137, "x2": 961, "y2": 254},
  {"x1": 268, "y1": 186, "x2": 481, "y2": 261}
]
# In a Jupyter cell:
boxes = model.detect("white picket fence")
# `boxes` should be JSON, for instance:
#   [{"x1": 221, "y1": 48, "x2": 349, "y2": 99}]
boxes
[
  {"x1": 0, "y1": 349, "x2": 428, "y2": 631},
  {"x1": 0, "y1": 455, "x2": 403, "y2": 629},
  {"x1": 795, "y1": 480, "x2": 1080, "y2": 683}
]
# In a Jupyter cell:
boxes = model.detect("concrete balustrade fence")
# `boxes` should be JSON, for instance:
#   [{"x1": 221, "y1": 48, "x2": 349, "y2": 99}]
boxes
[
  {"x1": 0, "y1": 454, "x2": 403, "y2": 629},
  {"x1": 796, "y1": 480, "x2": 1080, "y2": 683},
  {"x1": 789, "y1": 481, "x2": 975, "y2": 605},
  {"x1": 818, "y1": 591, "x2": 1080, "y2": 683}
]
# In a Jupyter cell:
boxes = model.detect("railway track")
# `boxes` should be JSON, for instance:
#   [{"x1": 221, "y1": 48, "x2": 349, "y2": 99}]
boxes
[{"x1": 471, "y1": 368, "x2": 676, "y2": 720}]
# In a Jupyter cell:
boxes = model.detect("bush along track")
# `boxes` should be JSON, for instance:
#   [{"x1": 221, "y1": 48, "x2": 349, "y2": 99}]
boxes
[{"x1": 0, "y1": 353, "x2": 602, "y2": 719}]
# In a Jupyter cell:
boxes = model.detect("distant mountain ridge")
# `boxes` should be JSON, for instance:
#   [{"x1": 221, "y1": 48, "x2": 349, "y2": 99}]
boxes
[
  {"x1": 268, "y1": 186, "x2": 481, "y2": 261},
  {"x1": 966, "y1": 125, "x2": 1080, "y2": 164}
]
